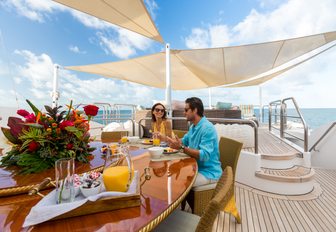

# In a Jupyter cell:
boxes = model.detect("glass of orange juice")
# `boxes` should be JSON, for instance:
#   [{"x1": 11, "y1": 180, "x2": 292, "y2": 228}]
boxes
[
  {"x1": 109, "y1": 143, "x2": 119, "y2": 154},
  {"x1": 121, "y1": 136, "x2": 128, "y2": 144},
  {"x1": 103, "y1": 145, "x2": 133, "y2": 192},
  {"x1": 153, "y1": 133, "x2": 160, "y2": 146}
]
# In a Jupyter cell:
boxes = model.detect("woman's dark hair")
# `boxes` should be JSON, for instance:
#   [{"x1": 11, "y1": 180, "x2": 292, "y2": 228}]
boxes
[
  {"x1": 151, "y1": 103, "x2": 167, "y2": 121},
  {"x1": 185, "y1": 97, "x2": 204, "y2": 117}
]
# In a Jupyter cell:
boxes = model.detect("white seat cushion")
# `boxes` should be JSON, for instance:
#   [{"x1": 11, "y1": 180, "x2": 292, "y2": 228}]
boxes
[
  {"x1": 214, "y1": 123, "x2": 254, "y2": 148},
  {"x1": 192, "y1": 183, "x2": 217, "y2": 191},
  {"x1": 153, "y1": 209, "x2": 200, "y2": 232}
]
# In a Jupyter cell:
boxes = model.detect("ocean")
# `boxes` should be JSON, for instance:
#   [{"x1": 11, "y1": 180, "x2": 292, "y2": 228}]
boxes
[
  {"x1": 256, "y1": 108, "x2": 336, "y2": 129},
  {"x1": 93, "y1": 108, "x2": 336, "y2": 130}
]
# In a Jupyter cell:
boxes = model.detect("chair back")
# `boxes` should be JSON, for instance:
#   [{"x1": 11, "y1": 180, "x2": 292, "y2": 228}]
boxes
[
  {"x1": 173, "y1": 129, "x2": 187, "y2": 139},
  {"x1": 196, "y1": 166, "x2": 233, "y2": 232},
  {"x1": 219, "y1": 137, "x2": 243, "y2": 177},
  {"x1": 101, "y1": 131, "x2": 128, "y2": 143}
]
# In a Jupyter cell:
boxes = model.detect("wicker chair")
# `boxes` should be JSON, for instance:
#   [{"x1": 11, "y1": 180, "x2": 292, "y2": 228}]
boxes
[
  {"x1": 153, "y1": 166, "x2": 233, "y2": 232},
  {"x1": 184, "y1": 136, "x2": 243, "y2": 223},
  {"x1": 173, "y1": 129, "x2": 188, "y2": 138}
]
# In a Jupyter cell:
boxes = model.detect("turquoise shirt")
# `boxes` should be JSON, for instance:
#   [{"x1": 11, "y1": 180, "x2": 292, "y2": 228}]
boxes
[{"x1": 182, "y1": 116, "x2": 222, "y2": 180}]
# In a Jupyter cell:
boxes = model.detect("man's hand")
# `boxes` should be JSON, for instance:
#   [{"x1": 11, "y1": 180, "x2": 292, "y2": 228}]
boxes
[{"x1": 166, "y1": 134, "x2": 182, "y2": 150}]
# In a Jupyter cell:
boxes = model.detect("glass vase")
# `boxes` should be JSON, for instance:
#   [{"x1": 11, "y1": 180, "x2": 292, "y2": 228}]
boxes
[
  {"x1": 55, "y1": 157, "x2": 75, "y2": 204},
  {"x1": 103, "y1": 144, "x2": 134, "y2": 192}
]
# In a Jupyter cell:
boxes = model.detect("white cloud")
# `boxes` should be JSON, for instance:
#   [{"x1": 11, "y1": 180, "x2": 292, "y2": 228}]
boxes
[
  {"x1": 144, "y1": 0, "x2": 159, "y2": 20},
  {"x1": 69, "y1": 10, "x2": 113, "y2": 30},
  {"x1": 258, "y1": 0, "x2": 285, "y2": 9},
  {"x1": 1, "y1": 0, "x2": 63, "y2": 22},
  {"x1": 69, "y1": 45, "x2": 86, "y2": 54},
  {"x1": 185, "y1": 25, "x2": 231, "y2": 49},
  {"x1": 14, "y1": 50, "x2": 54, "y2": 88},
  {"x1": 185, "y1": 0, "x2": 336, "y2": 47},
  {"x1": 2, "y1": 50, "x2": 156, "y2": 108},
  {"x1": 97, "y1": 29, "x2": 153, "y2": 59},
  {"x1": 2, "y1": 0, "x2": 155, "y2": 59},
  {"x1": 13, "y1": 77, "x2": 22, "y2": 84},
  {"x1": 185, "y1": 28, "x2": 210, "y2": 49},
  {"x1": 209, "y1": 25, "x2": 231, "y2": 48},
  {"x1": 183, "y1": 0, "x2": 336, "y2": 108}
]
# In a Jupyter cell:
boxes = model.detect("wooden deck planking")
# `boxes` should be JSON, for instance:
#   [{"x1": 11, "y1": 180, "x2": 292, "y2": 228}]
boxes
[
  {"x1": 261, "y1": 166, "x2": 311, "y2": 177},
  {"x1": 208, "y1": 168, "x2": 336, "y2": 232},
  {"x1": 243, "y1": 127, "x2": 301, "y2": 155},
  {"x1": 186, "y1": 129, "x2": 336, "y2": 232}
]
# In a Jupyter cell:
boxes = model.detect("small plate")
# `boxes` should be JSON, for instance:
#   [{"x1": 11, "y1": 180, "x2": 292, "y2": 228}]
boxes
[
  {"x1": 163, "y1": 148, "x2": 179, "y2": 154},
  {"x1": 141, "y1": 139, "x2": 153, "y2": 145}
]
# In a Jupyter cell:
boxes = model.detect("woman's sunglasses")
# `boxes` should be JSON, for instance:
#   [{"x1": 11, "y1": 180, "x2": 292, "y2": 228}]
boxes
[{"x1": 154, "y1": 108, "x2": 165, "y2": 113}]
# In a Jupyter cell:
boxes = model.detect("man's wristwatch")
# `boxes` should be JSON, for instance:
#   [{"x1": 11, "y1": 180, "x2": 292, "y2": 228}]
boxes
[{"x1": 180, "y1": 145, "x2": 185, "y2": 152}]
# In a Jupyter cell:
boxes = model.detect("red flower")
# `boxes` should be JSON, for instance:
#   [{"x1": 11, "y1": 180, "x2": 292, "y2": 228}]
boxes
[
  {"x1": 28, "y1": 141, "x2": 39, "y2": 152},
  {"x1": 66, "y1": 143, "x2": 73, "y2": 150},
  {"x1": 25, "y1": 113, "x2": 36, "y2": 123},
  {"x1": 17, "y1": 109, "x2": 30, "y2": 117},
  {"x1": 83, "y1": 105, "x2": 99, "y2": 117},
  {"x1": 59, "y1": 120, "x2": 74, "y2": 130}
]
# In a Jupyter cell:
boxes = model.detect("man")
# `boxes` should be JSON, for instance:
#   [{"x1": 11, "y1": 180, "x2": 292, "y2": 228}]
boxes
[{"x1": 167, "y1": 97, "x2": 222, "y2": 186}]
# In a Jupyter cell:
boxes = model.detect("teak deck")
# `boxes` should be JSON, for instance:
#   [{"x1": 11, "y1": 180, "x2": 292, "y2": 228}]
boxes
[
  {"x1": 204, "y1": 168, "x2": 336, "y2": 232},
  {"x1": 187, "y1": 127, "x2": 336, "y2": 232}
]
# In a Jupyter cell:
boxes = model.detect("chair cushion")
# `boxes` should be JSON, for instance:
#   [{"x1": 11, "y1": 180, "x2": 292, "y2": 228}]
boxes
[
  {"x1": 192, "y1": 183, "x2": 217, "y2": 191},
  {"x1": 153, "y1": 209, "x2": 200, "y2": 232},
  {"x1": 214, "y1": 123, "x2": 254, "y2": 148}
]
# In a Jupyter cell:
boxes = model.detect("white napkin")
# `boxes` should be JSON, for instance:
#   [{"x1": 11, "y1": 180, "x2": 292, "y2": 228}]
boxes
[{"x1": 23, "y1": 171, "x2": 139, "y2": 227}]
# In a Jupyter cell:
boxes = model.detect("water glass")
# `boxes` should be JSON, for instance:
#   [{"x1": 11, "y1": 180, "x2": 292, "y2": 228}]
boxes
[{"x1": 55, "y1": 158, "x2": 75, "y2": 204}]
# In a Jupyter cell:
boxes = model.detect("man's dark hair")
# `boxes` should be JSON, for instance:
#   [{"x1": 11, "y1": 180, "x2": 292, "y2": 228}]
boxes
[{"x1": 185, "y1": 97, "x2": 204, "y2": 117}]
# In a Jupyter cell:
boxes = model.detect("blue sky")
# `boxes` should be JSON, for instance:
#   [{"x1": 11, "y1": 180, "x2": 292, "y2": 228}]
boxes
[{"x1": 0, "y1": 0, "x2": 336, "y2": 110}]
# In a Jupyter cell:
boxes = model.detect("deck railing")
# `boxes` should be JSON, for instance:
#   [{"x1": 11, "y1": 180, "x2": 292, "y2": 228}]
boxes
[
  {"x1": 309, "y1": 122, "x2": 336, "y2": 152},
  {"x1": 269, "y1": 97, "x2": 308, "y2": 152},
  {"x1": 138, "y1": 117, "x2": 259, "y2": 154}
]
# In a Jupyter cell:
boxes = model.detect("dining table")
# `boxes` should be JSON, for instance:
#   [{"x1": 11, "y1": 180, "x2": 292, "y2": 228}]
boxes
[{"x1": 0, "y1": 141, "x2": 198, "y2": 232}]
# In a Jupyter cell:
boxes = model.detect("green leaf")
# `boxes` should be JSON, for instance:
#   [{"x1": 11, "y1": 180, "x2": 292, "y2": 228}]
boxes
[
  {"x1": 26, "y1": 99, "x2": 40, "y2": 115},
  {"x1": 65, "y1": 126, "x2": 83, "y2": 139},
  {"x1": 65, "y1": 100, "x2": 73, "y2": 119},
  {"x1": 1, "y1": 127, "x2": 19, "y2": 144},
  {"x1": 24, "y1": 123, "x2": 44, "y2": 128}
]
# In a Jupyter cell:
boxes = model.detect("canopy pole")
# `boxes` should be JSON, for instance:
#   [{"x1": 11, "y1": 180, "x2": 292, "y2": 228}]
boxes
[
  {"x1": 259, "y1": 85, "x2": 262, "y2": 122},
  {"x1": 52, "y1": 64, "x2": 60, "y2": 108},
  {"x1": 165, "y1": 43, "x2": 172, "y2": 116},
  {"x1": 208, "y1": 88, "x2": 212, "y2": 109}
]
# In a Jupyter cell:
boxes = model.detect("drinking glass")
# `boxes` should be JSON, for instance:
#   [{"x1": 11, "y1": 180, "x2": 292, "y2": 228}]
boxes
[
  {"x1": 103, "y1": 144, "x2": 134, "y2": 192},
  {"x1": 55, "y1": 158, "x2": 75, "y2": 204},
  {"x1": 153, "y1": 133, "x2": 160, "y2": 146}
]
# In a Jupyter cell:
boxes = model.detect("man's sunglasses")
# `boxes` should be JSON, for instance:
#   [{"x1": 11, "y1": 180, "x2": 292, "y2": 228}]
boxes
[{"x1": 154, "y1": 108, "x2": 165, "y2": 113}]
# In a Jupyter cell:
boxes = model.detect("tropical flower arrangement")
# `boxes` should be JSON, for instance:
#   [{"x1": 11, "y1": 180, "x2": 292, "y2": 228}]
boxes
[{"x1": 0, "y1": 100, "x2": 99, "y2": 174}]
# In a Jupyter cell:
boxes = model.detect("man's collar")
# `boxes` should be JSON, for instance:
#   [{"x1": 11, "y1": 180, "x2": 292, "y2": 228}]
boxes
[{"x1": 192, "y1": 116, "x2": 205, "y2": 128}]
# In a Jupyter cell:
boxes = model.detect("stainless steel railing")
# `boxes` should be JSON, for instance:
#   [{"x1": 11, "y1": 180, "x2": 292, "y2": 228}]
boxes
[
  {"x1": 309, "y1": 122, "x2": 336, "y2": 152},
  {"x1": 77, "y1": 102, "x2": 137, "y2": 135},
  {"x1": 138, "y1": 117, "x2": 259, "y2": 154},
  {"x1": 268, "y1": 97, "x2": 308, "y2": 152}
]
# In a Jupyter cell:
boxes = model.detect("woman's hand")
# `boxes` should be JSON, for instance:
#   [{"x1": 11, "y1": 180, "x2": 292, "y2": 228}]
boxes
[{"x1": 153, "y1": 131, "x2": 167, "y2": 141}]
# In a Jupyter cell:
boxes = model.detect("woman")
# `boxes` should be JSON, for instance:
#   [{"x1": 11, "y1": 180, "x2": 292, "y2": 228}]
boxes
[{"x1": 151, "y1": 103, "x2": 173, "y2": 141}]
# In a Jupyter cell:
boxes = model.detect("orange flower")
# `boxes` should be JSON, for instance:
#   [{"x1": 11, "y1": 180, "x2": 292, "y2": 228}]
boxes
[
  {"x1": 46, "y1": 128, "x2": 52, "y2": 133},
  {"x1": 56, "y1": 128, "x2": 61, "y2": 134},
  {"x1": 36, "y1": 112, "x2": 41, "y2": 123},
  {"x1": 52, "y1": 123, "x2": 58, "y2": 127}
]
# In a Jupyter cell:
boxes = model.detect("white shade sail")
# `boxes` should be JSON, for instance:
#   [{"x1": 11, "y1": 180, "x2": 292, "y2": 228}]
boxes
[
  {"x1": 65, "y1": 31, "x2": 336, "y2": 90},
  {"x1": 53, "y1": 0, "x2": 163, "y2": 43}
]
